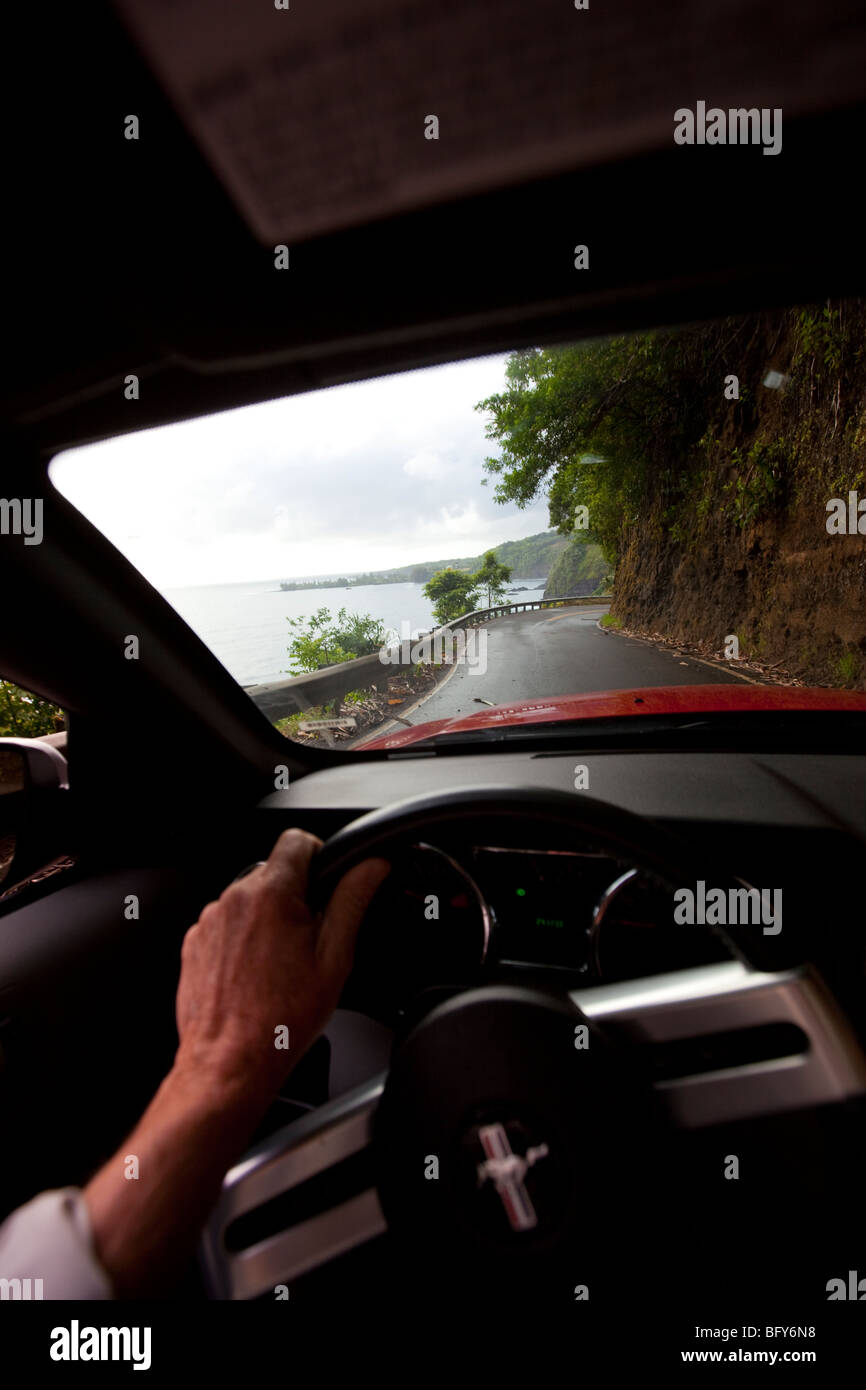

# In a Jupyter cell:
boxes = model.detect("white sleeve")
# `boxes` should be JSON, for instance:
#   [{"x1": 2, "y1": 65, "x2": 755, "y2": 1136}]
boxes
[{"x1": 0, "y1": 1188, "x2": 114, "y2": 1299}]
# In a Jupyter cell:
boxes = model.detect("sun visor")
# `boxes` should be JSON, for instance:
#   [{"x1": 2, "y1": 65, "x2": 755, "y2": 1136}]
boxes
[{"x1": 112, "y1": 0, "x2": 866, "y2": 246}]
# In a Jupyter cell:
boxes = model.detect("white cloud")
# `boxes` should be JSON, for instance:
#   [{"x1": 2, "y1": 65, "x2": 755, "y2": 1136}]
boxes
[
  {"x1": 403, "y1": 449, "x2": 449, "y2": 479},
  {"x1": 49, "y1": 353, "x2": 553, "y2": 588}
]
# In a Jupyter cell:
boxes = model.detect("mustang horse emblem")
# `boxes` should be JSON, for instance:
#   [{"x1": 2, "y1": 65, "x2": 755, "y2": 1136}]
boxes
[{"x1": 475, "y1": 1123, "x2": 550, "y2": 1232}]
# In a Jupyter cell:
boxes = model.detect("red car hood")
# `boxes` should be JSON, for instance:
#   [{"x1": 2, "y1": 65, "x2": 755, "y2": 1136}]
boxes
[{"x1": 363, "y1": 684, "x2": 866, "y2": 750}]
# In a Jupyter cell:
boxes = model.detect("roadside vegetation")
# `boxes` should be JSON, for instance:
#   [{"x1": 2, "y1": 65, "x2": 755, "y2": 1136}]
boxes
[
  {"x1": 475, "y1": 299, "x2": 866, "y2": 689},
  {"x1": 422, "y1": 550, "x2": 512, "y2": 623},
  {"x1": 284, "y1": 607, "x2": 387, "y2": 675},
  {"x1": 0, "y1": 681, "x2": 64, "y2": 738}
]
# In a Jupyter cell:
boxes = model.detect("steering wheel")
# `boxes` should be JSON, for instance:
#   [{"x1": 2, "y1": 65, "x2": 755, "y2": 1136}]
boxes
[{"x1": 199, "y1": 786, "x2": 866, "y2": 1307}]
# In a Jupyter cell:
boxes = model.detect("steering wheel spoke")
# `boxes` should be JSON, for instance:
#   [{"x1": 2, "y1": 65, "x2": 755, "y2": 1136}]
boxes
[
  {"x1": 574, "y1": 959, "x2": 866, "y2": 1128},
  {"x1": 200, "y1": 1076, "x2": 386, "y2": 1300}
]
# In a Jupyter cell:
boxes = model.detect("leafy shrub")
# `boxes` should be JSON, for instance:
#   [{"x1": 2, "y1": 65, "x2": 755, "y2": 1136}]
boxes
[
  {"x1": 285, "y1": 607, "x2": 386, "y2": 674},
  {"x1": 0, "y1": 681, "x2": 64, "y2": 738}
]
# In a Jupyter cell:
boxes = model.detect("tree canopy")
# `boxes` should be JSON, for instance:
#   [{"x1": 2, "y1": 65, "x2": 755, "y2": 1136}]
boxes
[
  {"x1": 474, "y1": 329, "x2": 730, "y2": 560},
  {"x1": 423, "y1": 569, "x2": 480, "y2": 625},
  {"x1": 472, "y1": 549, "x2": 512, "y2": 606}
]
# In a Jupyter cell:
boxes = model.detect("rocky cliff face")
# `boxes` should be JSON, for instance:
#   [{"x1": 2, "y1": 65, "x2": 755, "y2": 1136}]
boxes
[{"x1": 611, "y1": 301, "x2": 866, "y2": 688}]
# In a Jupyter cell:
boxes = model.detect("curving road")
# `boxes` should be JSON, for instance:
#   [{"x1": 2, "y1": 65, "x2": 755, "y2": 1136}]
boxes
[{"x1": 383, "y1": 604, "x2": 746, "y2": 732}]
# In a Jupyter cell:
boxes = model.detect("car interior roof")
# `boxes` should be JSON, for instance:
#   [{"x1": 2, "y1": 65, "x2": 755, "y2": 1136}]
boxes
[{"x1": 5, "y1": 0, "x2": 866, "y2": 462}]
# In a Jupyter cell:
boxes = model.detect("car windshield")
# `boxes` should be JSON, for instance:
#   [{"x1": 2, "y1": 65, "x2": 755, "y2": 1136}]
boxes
[{"x1": 49, "y1": 298, "x2": 866, "y2": 750}]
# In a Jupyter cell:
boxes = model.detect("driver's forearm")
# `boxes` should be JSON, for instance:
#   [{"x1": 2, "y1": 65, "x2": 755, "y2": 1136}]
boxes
[{"x1": 84, "y1": 1059, "x2": 272, "y2": 1298}]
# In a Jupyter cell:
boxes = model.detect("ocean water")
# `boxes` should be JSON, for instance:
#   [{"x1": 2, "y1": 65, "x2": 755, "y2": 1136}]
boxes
[{"x1": 163, "y1": 578, "x2": 546, "y2": 688}]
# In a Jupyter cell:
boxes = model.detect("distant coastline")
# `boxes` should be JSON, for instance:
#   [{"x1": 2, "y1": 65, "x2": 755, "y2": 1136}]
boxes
[
  {"x1": 278, "y1": 528, "x2": 569, "y2": 593},
  {"x1": 279, "y1": 577, "x2": 352, "y2": 591},
  {"x1": 279, "y1": 569, "x2": 449, "y2": 591},
  {"x1": 278, "y1": 576, "x2": 549, "y2": 593}
]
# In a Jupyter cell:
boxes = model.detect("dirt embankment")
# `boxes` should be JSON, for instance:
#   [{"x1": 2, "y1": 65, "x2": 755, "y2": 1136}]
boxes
[{"x1": 611, "y1": 302, "x2": 866, "y2": 689}]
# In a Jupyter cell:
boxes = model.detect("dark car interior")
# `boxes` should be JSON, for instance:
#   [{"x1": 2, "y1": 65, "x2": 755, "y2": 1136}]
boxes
[{"x1": 3, "y1": 0, "x2": 866, "y2": 1334}]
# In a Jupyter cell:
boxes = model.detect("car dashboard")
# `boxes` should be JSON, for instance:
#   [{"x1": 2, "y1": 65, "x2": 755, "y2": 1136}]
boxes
[
  {"x1": 246, "y1": 744, "x2": 866, "y2": 1118},
  {"x1": 345, "y1": 841, "x2": 732, "y2": 1025}
]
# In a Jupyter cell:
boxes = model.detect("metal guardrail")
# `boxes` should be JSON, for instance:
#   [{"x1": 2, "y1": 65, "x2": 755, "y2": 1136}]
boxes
[{"x1": 245, "y1": 594, "x2": 609, "y2": 722}]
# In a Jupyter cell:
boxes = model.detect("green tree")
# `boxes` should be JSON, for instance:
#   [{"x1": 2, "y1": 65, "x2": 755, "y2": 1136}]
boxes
[
  {"x1": 474, "y1": 330, "x2": 727, "y2": 561},
  {"x1": 285, "y1": 606, "x2": 386, "y2": 674},
  {"x1": 472, "y1": 550, "x2": 512, "y2": 606},
  {"x1": 0, "y1": 681, "x2": 64, "y2": 738},
  {"x1": 423, "y1": 569, "x2": 480, "y2": 625}
]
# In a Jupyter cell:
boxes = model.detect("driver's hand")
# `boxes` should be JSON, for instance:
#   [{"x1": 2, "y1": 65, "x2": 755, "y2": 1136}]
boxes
[
  {"x1": 83, "y1": 831, "x2": 389, "y2": 1298},
  {"x1": 175, "y1": 829, "x2": 390, "y2": 1098}
]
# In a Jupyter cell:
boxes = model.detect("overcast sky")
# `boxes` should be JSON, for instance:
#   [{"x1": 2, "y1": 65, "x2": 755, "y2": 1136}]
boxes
[{"x1": 49, "y1": 354, "x2": 552, "y2": 590}]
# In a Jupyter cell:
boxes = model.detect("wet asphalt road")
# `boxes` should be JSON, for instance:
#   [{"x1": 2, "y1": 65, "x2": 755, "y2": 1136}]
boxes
[{"x1": 395, "y1": 604, "x2": 745, "y2": 727}]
